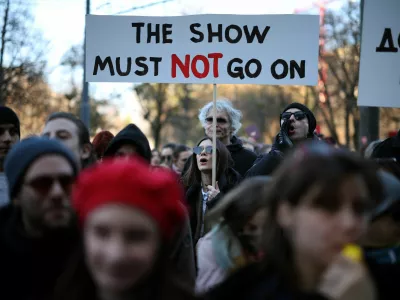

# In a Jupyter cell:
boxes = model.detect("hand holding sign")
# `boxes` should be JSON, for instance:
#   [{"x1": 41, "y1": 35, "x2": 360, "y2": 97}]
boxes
[{"x1": 207, "y1": 181, "x2": 220, "y2": 202}]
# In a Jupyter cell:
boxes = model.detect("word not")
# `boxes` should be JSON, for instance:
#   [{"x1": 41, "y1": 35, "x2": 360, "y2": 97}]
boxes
[
  {"x1": 190, "y1": 24, "x2": 270, "y2": 44},
  {"x1": 171, "y1": 53, "x2": 223, "y2": 78},
  {"x1": 376, "y1": 28, "x2": 399, "y2": 53},
  {"x1": 92, "y1": 56, "x2": 162, "y2": 76}
]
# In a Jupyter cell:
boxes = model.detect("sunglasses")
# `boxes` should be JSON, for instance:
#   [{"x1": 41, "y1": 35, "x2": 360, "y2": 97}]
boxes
[
  {"x1": 161, "y1": 155, "x2": 172, "y2": 162},
  {"x1": 193, "y1": 145, "x2": 213, "y2": 155},
  {"x1": 281, "y1": 111, "x2": 307, "y2": 121},
  {"x1": 205, "y1": 117, "x2": 228, "y2": 124},
  {"x1": 24, "y1": 175, "x2": 75, "y2": 196}
]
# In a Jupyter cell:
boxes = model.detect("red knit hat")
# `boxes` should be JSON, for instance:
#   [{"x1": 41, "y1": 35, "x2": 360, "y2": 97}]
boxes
[
  {"x1": 72, "y1": 156, "x2": 187, "y2": 240},
  {"x1": 92, "y1": 131, "x2": 114, "y2": 159}
]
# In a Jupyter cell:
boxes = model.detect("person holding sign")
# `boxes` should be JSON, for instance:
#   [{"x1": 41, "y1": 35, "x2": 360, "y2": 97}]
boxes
[
  {"x1": 194, "y1": 99, "x2": 257, "y2": 177},
  {"x1": 246, "y1": 102, "x2": 317, "y2": 177},
  {"x1": 182, "y1": 137, "x2": 241, "y2": 248}
]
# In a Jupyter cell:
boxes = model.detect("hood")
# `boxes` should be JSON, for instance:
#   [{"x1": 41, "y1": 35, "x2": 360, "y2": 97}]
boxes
[
  {"x1": 227, "y1": 136, "x2": 244, "y2": 153},
  {"x1": 103, "y1": 124, "x2": 151, "y2": 162}
]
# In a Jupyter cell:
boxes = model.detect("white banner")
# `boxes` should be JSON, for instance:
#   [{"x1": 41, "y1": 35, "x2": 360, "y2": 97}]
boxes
[
  {"x1": 85, "y1": 14, "x2": 319, "y2": 85},
  {"x1": 358, "y1": 0, "x2": 400, "y2": 107}
]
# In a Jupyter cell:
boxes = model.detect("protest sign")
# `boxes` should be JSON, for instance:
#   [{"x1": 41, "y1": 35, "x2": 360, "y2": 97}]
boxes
[
  {"x1": 85, "y1": 14, "x2": 319, "y2": 85},
  {"x1": 358, "y1": 0, "x2": 400, "y2": 108}
]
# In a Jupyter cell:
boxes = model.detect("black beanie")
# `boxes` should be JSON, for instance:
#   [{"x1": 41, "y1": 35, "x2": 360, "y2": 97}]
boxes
[
  {"x1": 0, "y1": 106, "x2": 20, "y2": 136},
  {"x1": 282, "y1": 102, "x2": 317, "y2": 136},
  {"x1": 4, "y1": 137, "x2": 79, "y2": 199}
]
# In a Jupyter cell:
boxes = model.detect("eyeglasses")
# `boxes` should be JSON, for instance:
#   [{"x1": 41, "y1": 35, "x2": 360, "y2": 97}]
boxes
[
  {"x1": 24, "y1": 175, "x2": 75, "y2": 196},
  {"x1": 193, "y1": 145, "x2": 213, "y2": 155},
  {"x1": 281, "y1": 111, "x2": 307, "y2": 121},
  {"x1": 205, "y1": 117, "x2": 228, "y2": 124}
]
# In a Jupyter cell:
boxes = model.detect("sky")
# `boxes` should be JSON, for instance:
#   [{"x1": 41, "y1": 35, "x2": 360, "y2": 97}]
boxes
[{"x1": 32, "y1": 0, "x2": 346, "y2": 124}]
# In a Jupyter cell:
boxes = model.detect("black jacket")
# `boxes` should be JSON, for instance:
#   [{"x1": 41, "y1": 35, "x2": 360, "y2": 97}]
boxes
[
  {"x1": 185, "y1": 167, "x2": 242, "y2": 246},
  {"x1": 205, "y1": 263, "x2": 328, "y2": 300},
  {"x1": 0, "y1": 205, "x2": 79, "y2": 300},
  {"x1": 104, "y1": 124, "x2": 152, "y2": 162},
  {"x1": 226, "y1": 136, "x2": 257, "y2": 176}
]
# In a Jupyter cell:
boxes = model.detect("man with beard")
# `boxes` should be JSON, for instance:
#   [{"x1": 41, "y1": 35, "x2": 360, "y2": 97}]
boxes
[
  {"x1": 0, "y1": 106, "x2": 20, "y2": 207},
  {"x1": 0, "y1": 137, "x2": 79, "y2": 300},
  {"x1": 246, "y1": 102, "x2": 317, "y2": 177}
]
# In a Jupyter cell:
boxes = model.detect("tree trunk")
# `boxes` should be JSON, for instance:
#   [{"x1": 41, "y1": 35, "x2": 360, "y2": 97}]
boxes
[{"x1": 0, "y1": 0, "x2": 10, "y2": 105}]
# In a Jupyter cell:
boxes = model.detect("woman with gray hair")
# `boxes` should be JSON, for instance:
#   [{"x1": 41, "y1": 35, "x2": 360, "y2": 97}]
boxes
[{"x1": 196, "y1": 99, "x2": 257, "y2": 176}]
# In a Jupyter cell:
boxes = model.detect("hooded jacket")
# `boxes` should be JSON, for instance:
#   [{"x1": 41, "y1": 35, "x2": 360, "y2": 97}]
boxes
[
  {"x1": 103, "y1": 124, "x2": 152, "y2": 162},
  {"x1": 226, "y1": 136, "x2": 257, "y2": 176}
]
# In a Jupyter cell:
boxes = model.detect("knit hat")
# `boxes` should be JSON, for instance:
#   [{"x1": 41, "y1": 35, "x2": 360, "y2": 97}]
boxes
[
  {"x1": 92, "y1": 131, "x2": 114, "y2": 159},
  {"x1": 0, "y1": 106, "x2": 20, "y2": 137},
  {"x1": 282, "y1": 102, "x2": 317, "y2": 136},
  {"x1": 72, "y1": 157, "x2": 186, "y2": 240},
  {"x1": 4, "y1": 137, "x2": 79, "y2": 199}
]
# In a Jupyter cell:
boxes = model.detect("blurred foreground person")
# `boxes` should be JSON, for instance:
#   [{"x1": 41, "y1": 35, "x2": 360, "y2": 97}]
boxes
[
  {"x1": 54, "y1": 157, "x2": 197, "y2": 300},
  {"x1": 0, "y1": 106, "x2": 20, "y2": 206},
  {"x1": 0, "y1": 137, "x2": 79, "y2": 300},
  {"x1": 196, "y1": 177, "x2": 270, "y2": 294},
  {"x1": 182, "y1": 137, "x2": 241, "y2": 246},
  {"x1": 360, "y1": 171, "x2": 400, "y2": 300},
  {"x1": 206, "y1": 142, "x2": 381, "y2": 300}
]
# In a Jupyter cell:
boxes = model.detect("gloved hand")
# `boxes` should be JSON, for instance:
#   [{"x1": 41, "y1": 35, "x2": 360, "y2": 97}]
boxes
[{"x1": 276, "y1": 119, "x2": 293, "y2": 151}]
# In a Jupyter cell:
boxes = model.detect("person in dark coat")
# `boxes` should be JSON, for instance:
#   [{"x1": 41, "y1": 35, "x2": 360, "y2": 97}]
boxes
[
  {"x1": 371, "y1": 129, "x2": 400, "y2": 161},
  {"x1": 103, "y1": 123, "x2": 196, "y2": 286},
  {"x1": 246, "y1": 102, "x2": 318, "y2": 177},
  {"x1": 0, "y1": 137, "x2": 80, "y2": 300},
  {"x1": 206, "y1": 142, "x2": 382, "y2": 300},
  {"x1": 360, "y1": 170, "x2": 400, "y2": 300},
  {"x1": 182, "y1": 137, "x2": 242, "y2": 247},
  {"x1": 183, "y1": 99, "x2": 256, "y2": 177}
]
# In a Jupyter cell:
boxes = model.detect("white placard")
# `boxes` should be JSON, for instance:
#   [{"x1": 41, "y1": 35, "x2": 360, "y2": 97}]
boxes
[
  {"x1": 85, "y1": 14, "x2": 319, "y2": 85},
  {"x1": 358, "y1": 0, "x2": 400, "y2": 107}
]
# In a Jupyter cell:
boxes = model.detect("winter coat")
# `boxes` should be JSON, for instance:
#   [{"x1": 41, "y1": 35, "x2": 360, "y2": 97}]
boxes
[
  {"x1": 363, "y1": 245, "x2": 400, "y2": 300},
  {"x1": 204, "y1": 263, "x2": 328, "y2": 300},
  {"x1": 0, "y1": 205, "x2": 79, "y2": 300},
  {"x1": 196, "y1": 224, "x2": 248, "y2": 295},
  {"x1": 185, "y1": 168, "x2": 242, "y2": 247},
  {"x1": 103, "y1": 123, "x2": 152, "y2": 162}
]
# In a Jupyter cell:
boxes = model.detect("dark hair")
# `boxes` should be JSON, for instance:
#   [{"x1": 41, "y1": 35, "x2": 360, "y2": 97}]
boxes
[
  {"x1": 260, "y1": 142, "x2": 383, "y2": 288},
  {"x1": 47, "y1": 112, "x2": 90, "y2": 146},
  {"x1": 181, "y1": 137, "x2": 232, "y2": 188},
  {"x1": 208, "y1": 177, "x2": 271, "y2": 235},
  {"x1": 54, "y1": 240, "x2": 193, "y2": 300},
  {"x1": 162, "y1": 143, "x2": 177, "y2": 151},
  {"x1": 173, "y1": 145, "x2": 191, "y2": 160}
]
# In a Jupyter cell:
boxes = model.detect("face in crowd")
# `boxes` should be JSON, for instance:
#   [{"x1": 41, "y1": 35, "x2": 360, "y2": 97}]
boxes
[
  {"x1": 280, "y1": 108, "x2": 309, "y2": 142},
  {"x1": 15, "y1": 155, "x2": 75, "y2": 235},
  {"x1": 42, "y1": 118, "x2": 91, "y2": 167},
  {"x1": 174, "y1": 150, "x2": 192, "y2": 173},
  {"x1": 84, "y1": 204, "x2": 160, "y2": 292},
  {"x1": 195, "y1": 139, "x2": 214, "y2": 173},
  {"x1": 160, "y1": 147, "x2": 174, "y2": 168},
  {"x1": 205, "y1": 110, "x2": 233, "y2": 144},
  {"x1": 0, "y1": 123, "x2": 19, "y2": 168}
]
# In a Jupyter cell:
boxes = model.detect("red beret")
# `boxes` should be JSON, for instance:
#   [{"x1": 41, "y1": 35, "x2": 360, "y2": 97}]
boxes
[{"x1": 72, "y1": 156, "x2": 186, "y2": 240}]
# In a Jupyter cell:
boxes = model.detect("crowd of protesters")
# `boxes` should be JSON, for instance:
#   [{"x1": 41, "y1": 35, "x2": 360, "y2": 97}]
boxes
[{"x1": 0, "y1": 99, "x2": 399, "y2": 300}]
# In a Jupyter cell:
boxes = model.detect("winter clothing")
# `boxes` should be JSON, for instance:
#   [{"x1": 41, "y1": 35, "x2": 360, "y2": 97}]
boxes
[
  {"x1": 0, "y1": 106, "x2": 20, "y2": 136},
  {"x1": 372, "y1": 130, "x2": 400, "y2": 159},
  {"x1": 196, "y1": 224, "x2": 247, "y2": 294},
  {"x1": 185, "y1": 168, "x2": 242, "y2": 246},
  {"x1": 204, "y1": 263, "x2": 329, "y2": 300},
  {"x1": 0, "y1": 205, "x2": 79, "y2": 300},
  {"x1": 282, "y1": 102, "x2": 317, "y2": 136},
  {"x1": 103, "y1": 124, "x2": 152, "y2": 162},
  {"x1": 0, "y1": 173, "x2": 8, "y2": 207},
  {"x1": 72, "y1": 157, "x2": 186, "y2": 240},
  {"x1": 91, "y1": 130, "x2": 114, "y2": 159},
  {"x1": 4, "y1": 137, "x2": 79, "y2": 199}
]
